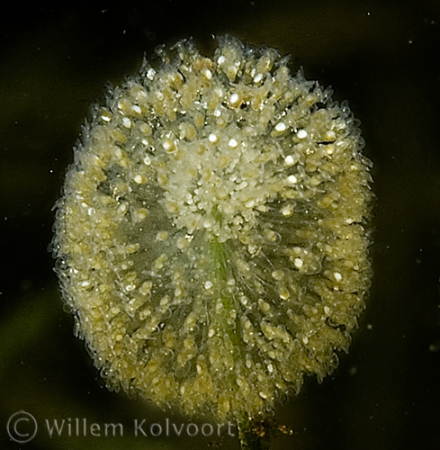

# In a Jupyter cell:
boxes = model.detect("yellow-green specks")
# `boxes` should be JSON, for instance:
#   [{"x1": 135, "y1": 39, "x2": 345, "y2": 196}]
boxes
[{"x1": 52, "y1": 36, "x2": 373, "y2": 422}]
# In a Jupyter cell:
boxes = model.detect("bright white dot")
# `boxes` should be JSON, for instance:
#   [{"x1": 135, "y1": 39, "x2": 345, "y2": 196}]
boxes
[
  {"x1": 122, "y1": 117, "x2": 132, "y2": 128},
  {"x1": 275, "y1": 122, "x2": 287, "y2": 132},
  {"x1": 208, "y1": 133, "x2": 218, "y2": 143},
  {"x1": 253, "y1": 73, "x2": 263, "y2": 83},
  {"x1": 162, "y1": 139, "x2": 173, "y2": 151},
  {"x1": 294, "y1": 258, "x2": 303, "y2": 269},
  {"x1": 284, "y1": 155, "x2": 295, "y2": 166},
  {"x1": 132, "y1": 105, "x2": 141, "y2": 114},
  {"x1": 204, "y1": 69, "x2": 212, "y2": 79},
  {"x1": 297, "y1": 129, "x2": 308, "y2": 139},
  {"x1": 118, "y1": 203, "x2": 128, "y2": 214},
  {"x1": 334, "y1": 272, "x2": 342, "y2": 281},
  {"x1": 287, "y1": 175, "x2": 298, "y2": 184},
  {"x1": 324, "y1": 130, "x2": 336, "y2": 141},
  {"x1": 143, "y1": 155, "x2": 151, "y2": 165},
  {"x1": 217, "y1": 55, "x2": 226, "y2": 64},
  {"x1": 281, "y1": 205, "x2": 293, "y2": 217},
  {"x1": 205, "y1": 281, "x2": 213, "y2": 289},
  {"x1": 228, "y1": 138, "x2": 238, "y2": 148},
  {"x1": 147, "y1": 68, "x2": 156, "y2": 80},
  {"x1": 229, "y1": 93, "x2": 239, "y2": 106},
  {"x1": 133, "y1": 174, "x2": 143, "y2": 184}
]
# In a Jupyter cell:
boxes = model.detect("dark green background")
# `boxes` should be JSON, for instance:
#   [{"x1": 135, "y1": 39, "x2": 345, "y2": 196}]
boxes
[{"x1": 1, "y1": 0, "x2": 440, "y2": 449}]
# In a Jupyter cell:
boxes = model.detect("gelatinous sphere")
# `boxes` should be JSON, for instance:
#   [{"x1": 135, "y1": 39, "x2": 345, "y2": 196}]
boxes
[{"x1": 53, "y1": 36, "x2": 373, "y2": 422}]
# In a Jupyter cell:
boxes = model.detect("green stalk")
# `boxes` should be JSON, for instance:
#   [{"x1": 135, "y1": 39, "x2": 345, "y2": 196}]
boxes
[{"x1": 206, "y1": 211, "x2": 264, "y2": 450}]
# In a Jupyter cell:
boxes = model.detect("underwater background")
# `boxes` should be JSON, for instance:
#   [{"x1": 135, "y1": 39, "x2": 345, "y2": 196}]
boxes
[{"x1": 1, "y1": 0, "x2": 439, "y2": 449}]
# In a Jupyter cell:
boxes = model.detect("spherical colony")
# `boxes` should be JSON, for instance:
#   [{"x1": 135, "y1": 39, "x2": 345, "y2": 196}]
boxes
[{"x1": 53, "y1": 36, "x2": 373, "y2": 422}]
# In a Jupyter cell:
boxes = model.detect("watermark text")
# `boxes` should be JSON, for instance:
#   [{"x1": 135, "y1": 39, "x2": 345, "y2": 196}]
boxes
[{"x1": 6, "y1": 411, "x2": 235, "y2": 444}]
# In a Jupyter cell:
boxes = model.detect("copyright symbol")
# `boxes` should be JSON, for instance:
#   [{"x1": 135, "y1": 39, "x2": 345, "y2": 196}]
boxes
[{"x1": 6, "y1": 411, "x2": 38, "y2": 444}]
